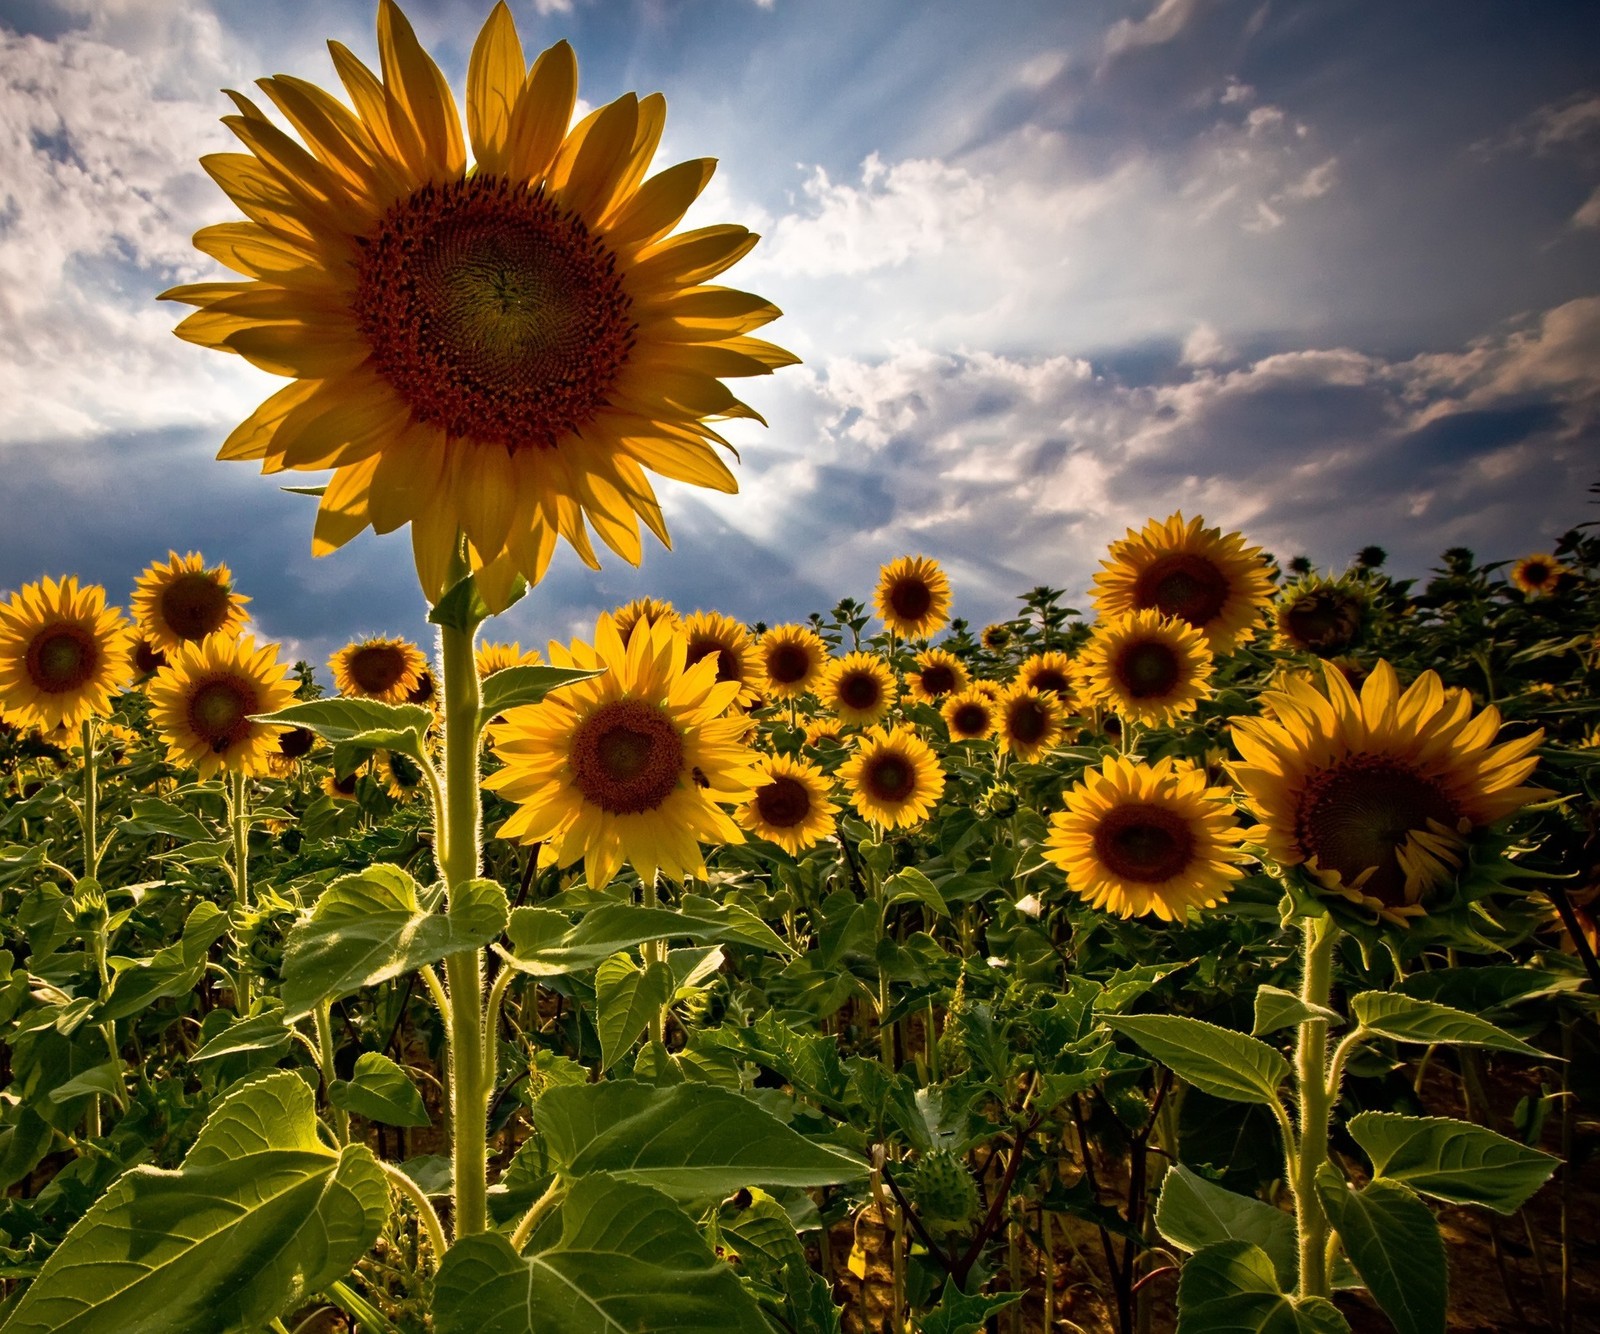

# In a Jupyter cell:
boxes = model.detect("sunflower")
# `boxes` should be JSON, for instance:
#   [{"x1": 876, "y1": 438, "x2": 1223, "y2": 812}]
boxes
[
  {"x1": 1092, "y1": 513, "x2": 1273, "y2": 655},
  {"x1": 407, "y1": 667, "x2": 438, "y2": 707},
  {"x1": 0, "y1": 576, "x2": 134, "y2": 732},
  {"x1": 840, "y1": 725, "x2": 945, "y2": 830},
  {"x1": 682, "y1": 610, "x2": 764, "y2": 709},
  {"x1": 612, "y1": 597, "x2": 680, "y2": 643},
  {"x1": 980, "y1": 624, "x2": 1012, "y2": 652},
  {"x1": 163, "y1": 1, "x2": 795, "y2": 605},
  {"x1": 379, "y1": 748, "x2": 429, "y2": 801},
  {"x1": 1015, "y1": 650, "x2": 1075, "y2": 704},
  {"x1": 737, "y1": 754, "x2": 838, "y2": 854},
  {"x1": 1510, "y1": 554, "x2": 1565, "y2": 598},
  {"x1": 476, "y1": 641, "x2": 543, "y2": 678},
  {"x1": 323, "y1": 767, "x2": 361, "y2": 802},
  {"x1": 803, "y1": 716, "x2": 847, "y2": 748},
  {"x1": 129, "y1": 637, "x2": 169, "y2": 680},
  {"x1": 486, "y1": 612, "x2": 760, "y2": 889},
  {"x1": 146, "y1": 634, "x2": 296, "y2": 778},
  {"x1": 1045, "y1": 756, "x2": 1248, "y2": 921},
  {"x1": 906, "y1": 647, "x2": 969, "y2": 705},
  {"x1": 1273, "y1": 574, "x2": 1368, "y2": 657},
  {"x1": 819, "y1": 652, "x2": 898, "y2": 726},
  {"x1": 997, "y1": 683, "x2": 1067, "y2": 762},
  {"x1": 268, "y1": 724, "x2": 317, "y2": 778},
  {"x1": 942, "y1": 687, "x2": 998, "y2": 742},
  {"x1": 1229, "y1": 660, "x2": 1546, "y2": 921},
  {"x1": 130, "y1": 551, "x2": 251, "y2": 653},
  {"x1": 758, "y1": 624, "x2": 828, "y2": 701},
  {"x1": 875, "y1": 556, "x2": 951, "y2": 639},
  {"x1": 330, "y1": 636, "x2": 428, "y2": 702},
  {"x1": 1076, "y1": 610, "x2": 1213, "y2": 725}
]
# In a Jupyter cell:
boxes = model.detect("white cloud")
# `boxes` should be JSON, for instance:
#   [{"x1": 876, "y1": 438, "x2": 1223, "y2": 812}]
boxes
[
  {"x1": 1574, "y1": 183, "x2": 1600, "y2": 229},
  {"x1": 1104, "y1": 0, "x2": 1207, "y2": 58}
]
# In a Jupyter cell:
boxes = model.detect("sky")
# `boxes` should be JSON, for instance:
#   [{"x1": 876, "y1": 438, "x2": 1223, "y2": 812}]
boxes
[{"x1": 1, "y1": 0, "x2": 1597, "y2": 667}]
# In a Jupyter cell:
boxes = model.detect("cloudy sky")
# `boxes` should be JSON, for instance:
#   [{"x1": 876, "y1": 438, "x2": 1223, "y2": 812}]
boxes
[{"x1": 2, "y1": 0, "x2": 1597, "y2": 665}]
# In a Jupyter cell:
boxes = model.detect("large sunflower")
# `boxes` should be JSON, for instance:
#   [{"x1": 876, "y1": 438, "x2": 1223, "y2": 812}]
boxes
[
  {"x1": 0, "y1": 577, "x2": 133, "y2": 733},
  {"x1": 147, "y1": 634, "x2": 296, "y2": 778},
  {"x1": 1509, "y1": 554, "x2": 1564, "y2": 598},
  {"x1": 840, "y1": 725, "x2": 945, "y2": 831},
  {"x1": 875, "y1": 556, "x2": 952, "y2": 639},
  {"x1": 758, "y1": 624, "x2": 828, "y2": 701},
  {"x1": 906, "y1": 647, "x2": 969, "y2": 705},
  {"x1": 997, "y1": 683, "x2": 1067, "y2": 762},
  {"x1": 162, "y1": 1, "x2": 794, "y2": 604},
  {"x1": 130, "y1": 551, "x2": 251, "y2": 653},
  {"x1": 819, "y1": 651, "x2": 898, "y2": 726},
  {"x1": 1092, "y1": 513, "x2": 1272, "y2": 655},
  {"x1": 1229, "y1": 660, "x2": 1545, "y2": 921},
  {"x1": 1076, "y1": 609, "x2": 1214, "y2": 725},
  {"x1": 736, "y1": 754, "x2": 838, "y2": 854},
  {"x1": 486, "y1": 612, "x2": 760, "y2": 889},
  {"x1": 682, "y1": 610, "x2": 763, "y2": 709},
  {"x1": 330, "y1": 636, "x2": 428, "y2": 702},
  {"x1": 941, "y1": 686, "x2": 998, "y2": 742},
  {"x1": 1045, "y1": 756, "x2": 1248, "y2": 921}
]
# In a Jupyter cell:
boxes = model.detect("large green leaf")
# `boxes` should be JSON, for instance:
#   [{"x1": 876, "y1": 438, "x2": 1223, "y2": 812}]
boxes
[
  {"x1": 478, "y1": 666, "x2": 602, "y2": 731},
  {"x1": 330, "y1": 1052, "x2": 430, "y2": 1129},
  {"x1": 1156, "y1": 1164, "x2": 1297, "y2": 1289},
  {"x1": 594, "y1": 954, "x2": 675, "y2": 1073},
  {"x1": 534, "y1": 1081, "x2": 864, "y2": 1199},
  {"x1": 1107, "y1": 1015, "x2": 1290, "y2": 1106},
  {"x1": 1314, "y1": 1166, "x2": 1445, "y2": 1334},
  {"x1": 1347, "y1": 1112, "x2": 1558, "y2": 1215},
  {"x1": 500, "y1": 899, "x2": 786, "y2": 977},
  {"x1": 280, "y1": 866, "x2": 508, "y2": 1018},
  {"x1": 920, "y1": 1282, "x2": 1023, "y2": 1334},
  {"x1": 99, "y1": 902, "x2": 230, "y2": 1022},
  {"x1": 1349, "y1": 992, "x2": 1543, "y2": 1057},
  {"x1": 2, "y1": 1071, "x2": 388, "y2": 1334},
  {"x1": 251, "y1": 697, "x2": 436, "y2": 763},
  {"x1": 1176, "y1": 1241, "x2": 1349, "y2": 1334},
  {"x1": 434, "y1": 1175, "x2": 767, "y2": 1334}
]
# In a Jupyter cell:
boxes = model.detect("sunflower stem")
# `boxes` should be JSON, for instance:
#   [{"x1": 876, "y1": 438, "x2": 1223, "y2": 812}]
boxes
[
  {"x1": 229, "y1": 769, "x2": 252, "y2": 1013},
  {"x1": 1292, "y1": 913, "x2": 1338, "y2": 1300},
  {"x1": 79, "y1": 719, "x2": 98, "y2": 879},
  {"x1": 315, "y1": 999, "x2": 349, "y2": 1144},
  {"x1": 643, "y1": 874, "x2": 666, "y2": 1046}
]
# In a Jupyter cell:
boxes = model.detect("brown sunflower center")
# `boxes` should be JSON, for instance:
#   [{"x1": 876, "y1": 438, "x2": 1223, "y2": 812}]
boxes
[
  {"x1": 950, "y1": 702, "x2": 991, "y2": 736},
  {"x1": 160, "y1": 571, "x2": 233, "y2": 641},
  {"x1": 407, "y1": 670, "x2": 437, "y2": 705},
  {"x1": 1284, "y1": 593, "x2": 1360, "y2": 653},
  {"x1": 26, "y1": 624, "x2": 97, "y2": 694},
  {"x1": 133, "y1": 639, "x2": 168, "y2": 676},
  {"x1": 887, "y1": 578, "x2": 934, "y2": 623},
  {"x1": 570, "y1": 698, "x2": 684, "y2": 815},
  {"x1": 983, "y1": 626, "x2": 1011, "y2": 649},
  {"x1": 687, "y1": 639, "x2": 741, "y2": 685},
  {"x1": 1135, "y1": 553, "x2": 1230, "y2": 628},
  {"x1": 755, "y1": 774, "x2": 812, "y2": 829},
  {"x1": 1115, "y1": 640, "x2": 1182, "y2": 698},
  {"x1": 348, "y1": 645, "x2": 410, "y2": 696},
  {"x1": 918, "y1": 663, "x2": 957, "y2": 696},
  {"x1": 1030, "y1": 667, "x2": 1071, "y2": 695},
  {"x1": 1521, "y1": 561, "x2": 1553, "y2": 587},
  {"x1": 766, "y1": 642, "x2": 813, "y2": 685},
  {"x1": 1093, "y1": 803, "x2": 1196, "y2": 884},
  {"x1": 277, "y1": 726, "x2": 316, "y2": 759},
  {"x1": 354, "y1": 175, "x2": 636, "y2": 449},
  {"x1": 187, "y1": 677, "x2": 258, "y2": 753},
  {"x1": 864, "y1": 752, "x2": 916, "y2": 803},
  {"x1": 1006, "y1": 696, "x2": 1051, "y2": 745},
  {"x1": 331, "y1": 770, "x2": 359, "y2": 797},
  {"x1": 1294, "y1": 754, "x2": 1461, "y2": 905},
  {"x1": 838, "y1": 670, "x2": 883, "y2": 712}
]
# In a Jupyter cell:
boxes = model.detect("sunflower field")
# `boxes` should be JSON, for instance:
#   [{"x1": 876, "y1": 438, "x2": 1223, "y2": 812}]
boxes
[{"x1": 2, "y1": 5, "x2": 1598, "y2": 1334}]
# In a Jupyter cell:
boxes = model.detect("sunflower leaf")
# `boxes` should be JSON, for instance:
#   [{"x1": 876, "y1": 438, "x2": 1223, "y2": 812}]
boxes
[
  {"x1": 1252, "y1": 984, "x2": 1343, "y2": 1037},
  {"x1": 1349, "y1": 992, "x2": 1545, "y2": 1057},
  {"x1": 1314, "y1": 1167, "x2": 1444, "y2": 1334},
  {"x1": 1175, "y1": 1240, "x2": 1350, "y2": 1334},
  {"x1": 252, "y1": 698, "x2": 435, "y2": 764},
  {"x1": 1106, "y1": 1014, "x2": 1290, "y2": 1106},
  {"x1": 1155, "y1": 1163, "x2": 1298, "y2": 1289},
  {"x1": 429, "y1": 570, "x2": 526, "y2": 632},
  {"x1": 594, "y1": 954, "x2": 676, "y2": 1073},
  {"x1": 499, "y1": 901, "x2": 788, "y2": 978},
  {"x1": 1347, "y1": 1112, "x2": 1559, "y2": 1214},
  {"x1": 330, "y1": 1052, "x2": 431, "y2": 1128},
  {"x1": 478, "y1": 665, "x2": 604, "y2": 731}
]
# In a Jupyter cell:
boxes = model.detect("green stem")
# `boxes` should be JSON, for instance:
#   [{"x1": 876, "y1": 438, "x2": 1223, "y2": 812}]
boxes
[
  {"x1": 1293, "y1": 915, "x2": 1338, "y2": 1300},
  {"x1": 380, "y1": 1160, "x2": 448, "y2": 1266},
  {"x1": 315, "y1": 1001, "x2": 349, "y2": 1144},
  {"x1": 642, "y1": 875, "x2": 666, "y2": 1047},
  {"x1": 509, "y1": 1176, "x2": 564, "y2": 1254},
  {"x1": 229, "y1": 770, "x2": 252, "y2": 1012},
  {"x1": 79, "y1": 719, "x2": 98, "y2": 878}
]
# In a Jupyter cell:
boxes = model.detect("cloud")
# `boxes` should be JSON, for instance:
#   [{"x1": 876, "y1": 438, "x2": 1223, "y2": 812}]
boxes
[{"x1": 1104, "y1": 0, "x2": 1207, "y2": 58}]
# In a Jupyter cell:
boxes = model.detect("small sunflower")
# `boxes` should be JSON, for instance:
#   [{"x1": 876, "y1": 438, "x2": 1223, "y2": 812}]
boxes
[
  {"x1": 758, "y1": 624, "x2": 828, "y2": 701},
  {"x1": 379, "y1": 748, "x2": 429, "y2": 801},
  {"x1": 840, "y1": 724, "x2": 945, "y2": 830},
  {"x1": 486, "y1": 612, "x2": 761, "y2": 889},
  {"x1": 1016, "y1": 650, "x2": 1075, "y2": 704},
  {"x1": 268, "y1": 724, "x2": 317, "y2": 778},
  {"x1": 1045, "y1": 756, "x2": 1248, "y2": 921},
  {"x1": 322, "y1": 768, "x2": 361, "y2": 802},
  {"x1": 1077, "y1": 610, "x2": 1213, "y2": 725},
  {"x1": 997, "y1": 683, "x2": 1067, "y2": 762},
  {"x1": 407, "y1": 667, "x2": 438, "y2": 707},
  {"x1": 942, "y1": 687, "x2": 998, "y2": 742},
  {"x1": 477, "y1": 641, "x2": 543, "y2": 678},
  {"x1": 1092, "y1": 513, "x2": 1273, "y2": 654},
  {"x1": 980, "y1": 623, "x2": 1012, "y2": 652},
  {"x1": 147, "y1": 634, "x2": 296, "y2": 778},
  {"x1": 682, "y1": 610, "x2": 764, "y2": 709},
  {"x1": 906, "y1": 647, "x2": 969, "y2": 705},
  {"x1": 612, "y1": 597, "x2": 680, "y2": 643},
  {"x1": 1273, "y1": 574, "x2": 1369, "y2": 657},
  {"x1": 129, "y1": 637, "x2": 169, "y2": 680},
  {"x1": 330, "y1": 636, "x2": 428, "y2": 703},
  {"x1": 1510, "y1": 554, "x2": 1565, "y2": 598},
  {"x1": 1230, "y1": 660, "x2": 1545, "y2": 922},
  {"x1": 0, "y1": 576, "x2": 134, "y2": 732},
  {"x1": 803, "y1": 716, "x2": 847, "y2": 748},
  {"x1": 130, "y1": 551, "x2": 251, "y2": 653},
  {"x1": 819, "y1": 652, "x2": 898, "y2": 726},
  {"x1": 875, "y1": 555, "x2": 952, "y2": 639},
  {"x1": 736, "y1": 754, "x2": 837, "y2": 854}
]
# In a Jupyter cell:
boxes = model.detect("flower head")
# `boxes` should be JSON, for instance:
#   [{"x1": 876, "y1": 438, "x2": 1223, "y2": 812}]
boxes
[{"x1": 0, "y1": 576, "x2": 133, "y2": 733}]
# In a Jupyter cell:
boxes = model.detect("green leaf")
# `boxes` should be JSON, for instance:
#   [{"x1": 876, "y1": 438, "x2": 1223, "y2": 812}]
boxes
[
  {"x1": 1155, "y1": 1164, "x2": 1297, "y2": 1289},
  {"x1": 251, "y1": 698, "x2": 435, "y2": 763},
  {"x1": 501, "y1": 899, "x2": 786, "y2": 977},
  {"x1": 280, "y1": 866, "x2": 508, "y2": 1018},
  {"x1": 1251, "y1": 985, "x2": 1342, "y2": 1037},
  {"x1": 1107, "y1": 1015, "x2": 1290, "y2": 1106},
  {"x1": 435, "y1": 1175, "x2": 767, "y2": 1334},
  {"x1": 120, "y1": 798, "x2": 213, "y2": 843},
  {"x1": 594, "y1": 954, "x2": 675, "y2": 1073},
  {"x1": 1350, "y1": 991, "x2": 1544, "y2": 1057},
  {"x1": 1315, "y1": 1166, "x2": 1445, "y2": 1334},
  {"x1": 330, "y1": 1052, "x2": 431, "y2": 1128},
  {"x1": 429, "y1": 569, "x2": 525, "y2": 632},
  {"x1": 99, "y1": 902, "x2": 230, "y2": 1021},
  {"x1": 920, "y1": 1281, "x2": 1023, "y2": 1334},
  {"x1": 1176, "y1": 1241, "x2": 1350, "y2": 1334},
  {"x1": 1095, "y1": 961, "x2": 1194, "y2": 1016},
  {"x1": 534, "y1": 1081, "x2": 865, "y2": 1199},
  {"x1": 477, "y1": 665, "x2": 603, "y2": 731},
  {"x1": 1348, "y1": 1112, "x2": 1559, "y2": 1215},
  {"x1": 881, "y1": 867, "x2": 947, "y2": 915},
  {"x1": 188, "y1": 1006, "x2": 293, "y2": 1064},
  {"x1": 2, "y1": 1071, "x2": 389, "y2": 1334}
]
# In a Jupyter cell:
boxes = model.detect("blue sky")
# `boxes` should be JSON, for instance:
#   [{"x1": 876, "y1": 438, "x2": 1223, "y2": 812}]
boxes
[{"x1": 1, "y1": 0, "x2": 1597, "y2": 667}]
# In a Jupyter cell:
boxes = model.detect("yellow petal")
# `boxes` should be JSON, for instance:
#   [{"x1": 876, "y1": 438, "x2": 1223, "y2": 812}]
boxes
[
  {"x1": 466, "y1": 1, "x2": 524, "y2": 174},
  {"x1": 376, "y1": 0, "x2": 465, "y2": 181},
  {"x1": 506, "y1": 40, "x2": 576, "y2": 183},
  {"x1": 630, "y1": 225, "x2": 759, "y2": 289}
]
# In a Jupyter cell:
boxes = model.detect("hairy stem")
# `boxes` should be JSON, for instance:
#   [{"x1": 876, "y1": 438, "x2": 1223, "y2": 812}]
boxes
[{"x1": 1293, "y1": 915, "x2": 1338, "y2": 1300}]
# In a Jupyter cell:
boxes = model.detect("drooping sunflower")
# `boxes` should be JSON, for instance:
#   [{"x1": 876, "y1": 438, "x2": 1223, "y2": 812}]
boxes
[
  {"x1": 330, "y1": 636, "x2": 428, "y2": 702},
  {"x1": 819, "y1": 652, "x2": 898, "y2": 726},
  {"x1": 839, "y1": 724, "x2": 946, "y2": 830},
  {"x1": 130, "y1": 551, "x2": 251, "y2": 654},
  {"x1": 906, "y1": 647, "x2": 969, "y2": 705},
  {"x1": 163, "y1": 1, "x2": 794, "y2": 605},
  {"x1": 486, "y1": 612, "x2": 761, "y2": 889},
  {"x1": 612, "y1": 597, "x2": 680, "y2": 643},
  {"x1": 1509, "y1": 554, "x2": 1565, "y2": 598},
  {"x1": 407, "y1": 667, "x2": 438, "y2": 707},
  {"x1": 1076, "y1": 610, "x2": 1214, "y2": 725},
  {"x1": 875, "y1": 556, "x2": 952, "y2": 640},
  {"x1": 476, "y1": 640, "x2": 543, "y2": 678},
  {"x1": 0, "y1": 576, "x2": 134, "y2": 733},
  {"x1": 269, "y1": 724, "x2": 318, "y2": 777},
  {"x1": 1015, "y1": 651, "x2": 1075, "y2": 704},
  {"x1": 1045, "y1": 756, "x2": 1248, "y2": 921},
  {"x1": 1273, "y1": 574, "x2": 1369, "y2": 657},
  {"x1": 942, "y1": 687, "x2": 998, "y2": 742},
  {"x1": 1229, "y1": 660, "x2": 1546, "y2": 922},
  {"x1": 736, "y1": 754, "x2": 838, "y2": 854},
  {"x1": 379, "y1": 748, "x2": 429, "y2": 801},
  {"x1": 1092, "y1": 513, "x2": 1273, "y2": 655},
  {"x1": 322, "y1": 767, "x2": 362, "y2": 802},
  {"x1": 980, "y1": 624, "x2": 1012, "y2": 652},
  {"x1": 682, "y1": 610, "x2": 764, "y2": 709},
  {"x1": 129, "y1": 637, "x2": 169, "y2": 680},
  {"x1": 997, "y1": 683, "x2": 1067, "y2": 762},
  {"x1": 758, "y1": 624, "x2": 828, "y2": 701},
  {"x1": 146, "y1": 634, "x2": 296, "y2": 778}
]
